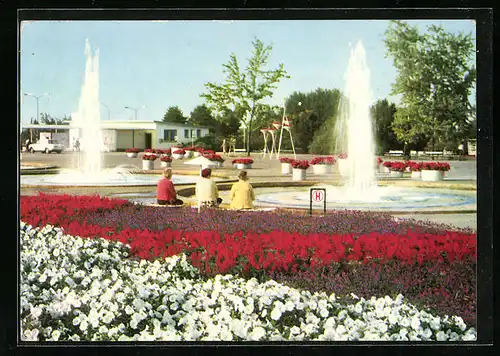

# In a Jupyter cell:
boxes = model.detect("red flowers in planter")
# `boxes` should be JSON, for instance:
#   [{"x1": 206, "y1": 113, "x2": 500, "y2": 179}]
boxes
[
  {"x1": 202, "y1": 149, "x2": 215, "y2": 155},
  {"x1": 206, "y1": 154, "x2": 224, "y2": 162},
  {"x1": 291, "y1": 160, "x2": 310, "y2": 170},
  {"x1": 377, "y1": 157, "x2": 384, "y2": 165},
  {"x1": 160, "y1": 156, "x2": 172, "y2": 162},
  {"x1": 142, "y1": 154, "x2": 158, "y2": 161},
  {"x1": 310, "y1": 156, "x2": 335, "y2": 165},
  {"x1": 232, "y1": 158, "x2": 254, "y2": 165},
  {"x1": 407, "y1": 161, "x2": 423, "y2": 172},
  {"x1": 125, "y1": 148, "x2": 140, "y2": 153},
  {"x1": 422, "y1": 161, "x2": 451, "y2": 171},
  {"x1": 383, "y1": 161, "x2": 407, "y2": 172},
  {"x1": 279, "y1": 157, "x2": 294, "y2": 164},
  {"x1": 172, "y1": 149, "x2": 186, "y2": 155}
]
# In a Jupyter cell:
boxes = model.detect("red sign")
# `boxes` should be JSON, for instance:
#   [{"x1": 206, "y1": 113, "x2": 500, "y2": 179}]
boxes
[{"x1": 311, "y1": 189, "x2": 325, "y2": 203}]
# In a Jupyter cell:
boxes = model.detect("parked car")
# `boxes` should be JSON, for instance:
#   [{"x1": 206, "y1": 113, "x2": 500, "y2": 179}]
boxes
[{"x1": 28, "y1": 139, "x2": 65, "y2": 154}]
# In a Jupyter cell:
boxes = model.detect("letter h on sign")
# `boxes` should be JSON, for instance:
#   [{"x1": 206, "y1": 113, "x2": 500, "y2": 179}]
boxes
[{"x1": 309, "y1": 188, "x2": 326, "y2": 216}]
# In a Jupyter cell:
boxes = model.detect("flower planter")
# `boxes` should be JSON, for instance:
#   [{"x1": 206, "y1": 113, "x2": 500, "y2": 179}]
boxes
[
  {"x1": 142, "y1": 160, "x2": 154, "y2": 170},
  {"x1": 421, "y1": 169, "x2": 443, "y2": 182},
  {"x1": 411, "y1": 171, "x2": 422, "y2": 179},
  {"x1": 172, "y1": 154, "x2": 183, "y2": 160},
  {"x1": 184, "y1": 151, "x2": 194, "y2": 159},
  {"x1": 126, "y1": 152, "x2": 138, "y2": 158},
  {"x1": 390, "y1": 171, "x2": 403, "y2": 178},
  {"x1": 379, "y1": 165, "x2": 390, "y2": 174},
  {"x1": 337, "y1": 159, "x2": 348, "y2": 176},
  {"x1": 236, "y1": 163, "x2": 252, "y2": 170},
  {"x1": 281, "y1": 163, "x2": 292, "y2": 175},
  {"x1": 160, "y1": 161, "x2": 171, "y2": 168},
  {"x1": 292, "y1": 168, "x2": 306, "y2": 181},
  {"x1": 312, "y1": 164, "x2": 331, "y2": 175},
  {"x1": 217, "y1": 162, "x2": 224, "y2": 168},
  {"x1": 193, "y1": 151, "x2": 201, "y2": 157}
]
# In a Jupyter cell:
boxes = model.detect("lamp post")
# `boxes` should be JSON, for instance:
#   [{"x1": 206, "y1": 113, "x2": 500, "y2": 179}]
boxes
[
  {"x1": 125, "y1": 105, "x2": 146, "y2": 148},
  {"x1": 23, "y1": 92, "x2": 49, "y2": 141},
  {"x1": 101, "y1": 102, "x2": 110, "y2": 120}
]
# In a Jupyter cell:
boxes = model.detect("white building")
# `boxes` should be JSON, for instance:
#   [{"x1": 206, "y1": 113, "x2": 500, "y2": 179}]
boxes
[{"x1": 23, "y1": 120, "x2": 211, "y2": 152}]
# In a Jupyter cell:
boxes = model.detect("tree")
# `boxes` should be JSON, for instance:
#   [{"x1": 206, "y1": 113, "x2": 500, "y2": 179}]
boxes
[
  {"x1": 370, "y1": 99, "x2": 400, "y2": 155},
  {"x1": 201, "y1": 38, "x2": 289, "y2": 155},
  {"x1": 188, "y1": 105, "x2": 217, "y2": 132},
  {"x1": 162, "y1": 106, "x2": 186, "y2": 124},
  {"x1": 384, "y1": 20, "x2": 476, "y2": 149}
]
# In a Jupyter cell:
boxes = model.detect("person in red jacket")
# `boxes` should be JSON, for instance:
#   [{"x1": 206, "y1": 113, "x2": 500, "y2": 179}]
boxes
[{"x1": 156, "y1": 168, "x2": 183, "y2": 205}]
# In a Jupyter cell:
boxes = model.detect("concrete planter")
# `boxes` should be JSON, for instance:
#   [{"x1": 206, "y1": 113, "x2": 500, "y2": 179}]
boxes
[
  {"x1": 142, "y1": 160, "x2": 154, "y2": 170},
  {"x1": 411, "y1": 171, "x2": 422, "y2": 179},
  {"x1": 160, "y1": 161, "x2": 172, "y2": 168},
  {"x1": 379, "y1": 165, "x2": 390, "y2": 173},
  {"x1": 184, "y1": 151, "x2": 194, "y2": 159},
  {"x1": 312, "y1": 164, "x2": 331, "y2": 175},
  {"x1": 390, "y1": 171, "x2": 403, "y2": 178},
  {"x1": 292, "y1": 168, "x2": 307, "y2": 181},
  {"x1": 281, "y1": 163, "x2": 292, "y2": 175},
  {"x1": 126, "y1": 152, "x2": 138, "y2": 158},
  {"x1": 217, "y1": 162, "x2": 224, "y2": 168},
  {"x1": 193, "y1": 151, "x2": 201, "y2": 157},
  {"x1": 421, "y1": 169, "x2": 443, "y2": 181},
  {"x1": 172, "y1": 154, "x2": 184, "y2": 160},
  {"x1": 236, "y1": 163, "x2": 252, "y2": 170},
  {"x1": 337, "y1": 159, "x2": 348, "y2": 176}
]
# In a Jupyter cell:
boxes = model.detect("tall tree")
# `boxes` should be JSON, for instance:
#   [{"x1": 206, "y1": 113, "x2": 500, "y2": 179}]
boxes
[
  {"x1": 370, "y1": 99, "x2": 400, "y2": 155},
  {"x1": 188, "y1": 105, "x2": 217, "y2": 131},
  {"x1": 162, "y1": 106, "x2": 186, "y2": 124},
  {"x1": 201, "y1": 38, "x2": 289, "y2": 155},
  {"x1": 384, "y1": 21, "x2": 476, "y2": 150}
]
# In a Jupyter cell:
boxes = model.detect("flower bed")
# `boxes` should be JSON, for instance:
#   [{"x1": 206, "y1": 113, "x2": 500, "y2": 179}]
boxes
[
  {"x1": 20, "y1": 222, "x2": 476, "y2": 341},
  {"x1": 125, "y1": 148, "x2": 140, "y2": 153},
  {"x1": 383, "y1": 161, "x2": 407, "y2": 172},
  {"x1": 279, "y1": 157, "x2": 294, "y2": 164},
  {"x1": 19, "y1": 194, "x2": 477, "y2": 330},
  {"x1": 422, "y1": 162, "x2": 451, "y2": 171},
  {"x1": 310, "y1": 156, "x2": 335, "y2": 165},
  {"x1": 290, "y1": 160, "x2": 310, "y2": 170}
]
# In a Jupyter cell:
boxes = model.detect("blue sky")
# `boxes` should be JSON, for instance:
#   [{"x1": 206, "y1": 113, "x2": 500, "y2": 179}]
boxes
[{"x1": 20, "y1": 19, "x2": 476, "y2": 124}]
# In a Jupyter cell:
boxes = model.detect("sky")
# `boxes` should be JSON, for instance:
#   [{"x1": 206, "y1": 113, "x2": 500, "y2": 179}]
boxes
[{"x1": 19, "y1": 19, "x2": 476, "y2": 124}]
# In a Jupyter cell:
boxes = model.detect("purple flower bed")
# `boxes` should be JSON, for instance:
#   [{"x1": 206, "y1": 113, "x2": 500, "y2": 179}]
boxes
[{"x1": 82, "y1": 206, "x2": 470, "y2": 236}]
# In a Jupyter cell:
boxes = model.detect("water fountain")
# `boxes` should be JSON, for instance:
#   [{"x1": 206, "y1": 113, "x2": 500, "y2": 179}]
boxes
[{"x1": 20, "y1": 40, "x2": 202, "y2": 187}]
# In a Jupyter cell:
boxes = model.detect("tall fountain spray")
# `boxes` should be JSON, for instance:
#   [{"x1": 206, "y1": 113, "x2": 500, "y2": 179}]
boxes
[
  {"x1": 334, "y1": 40, "x2": 379, "y2": 201},
  {"x1": 72, "y1": 39, "x2": 102, "y2": 176}
]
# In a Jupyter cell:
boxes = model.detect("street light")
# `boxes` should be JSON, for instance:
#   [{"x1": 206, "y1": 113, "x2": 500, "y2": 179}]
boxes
[
  {"x1": 124, "y1": 105, "x2": 146, "y2": 120},
  {"x1": 23, "y1": 92, "x2": 50, "y2": 141},
  {"x1": 101, "y1": 102, "x2": 110, "y2": 120},
  {"x1": 124, "y1": 105, "x2": 146, "y2": 148}
]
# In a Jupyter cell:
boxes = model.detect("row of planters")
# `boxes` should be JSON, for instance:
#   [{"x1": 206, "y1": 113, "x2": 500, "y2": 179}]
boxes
[
  {"x1": 280, "y1": 156, "x2": 337, "y2": 181},
  {"x1": 125, "y1": 147, "x2": 225, "y2": 170},
  {"x1": 383, "y1": 161, "x2": 451, "y2": 181}
]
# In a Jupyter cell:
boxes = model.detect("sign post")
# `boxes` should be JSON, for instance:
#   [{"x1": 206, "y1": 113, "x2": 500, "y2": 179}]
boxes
[{"x1": 309, "y1": 188, "x2": 326, "y2": 216}]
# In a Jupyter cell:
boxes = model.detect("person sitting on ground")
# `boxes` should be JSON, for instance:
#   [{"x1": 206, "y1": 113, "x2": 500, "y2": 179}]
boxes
[
  {"x1": 230, "y1": 170, "x2": 255, "y2": 210},
  {"x1": 195, "y1": 168, "x2": 222, "y2": 208},
  {"x1": 156, "y1": 168, "x2": 184, "y2": 205}
]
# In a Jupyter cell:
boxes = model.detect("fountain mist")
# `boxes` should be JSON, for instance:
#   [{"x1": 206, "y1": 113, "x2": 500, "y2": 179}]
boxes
[
  {"x1": 334, "y1": 40, "x2": 379, "y2": 201},
  {"x1": 72, "y1": 39, "x2": 102, "y2": 176}
]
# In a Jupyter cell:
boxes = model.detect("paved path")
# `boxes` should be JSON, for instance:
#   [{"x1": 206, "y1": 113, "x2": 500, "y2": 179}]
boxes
[{"x1": 20, "y1": 151, "x2": 477, "y2": 230}]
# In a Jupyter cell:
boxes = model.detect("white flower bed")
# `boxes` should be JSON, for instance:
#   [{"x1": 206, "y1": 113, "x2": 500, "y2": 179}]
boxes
[{"x1": 20, "y1": 222, "x2": 477, "y2": 342}]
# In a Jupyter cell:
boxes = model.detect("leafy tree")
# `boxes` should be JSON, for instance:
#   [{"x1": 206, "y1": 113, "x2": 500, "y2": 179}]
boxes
[
  {"x1": 162, "y1": 106, "x2": 186, "y2": 124},
  {"x1": 384, "y1": 21, "x2": 476, "y2": 150},
  {"x1": 188, "y1": 105, "x2": 217, "y2": 132},
  {"x1": 201, "y1": 38, "x2": 289, "y2": 155},
  {"x1": 370, "y1": 99, "x2": 400, "y2": 155}
]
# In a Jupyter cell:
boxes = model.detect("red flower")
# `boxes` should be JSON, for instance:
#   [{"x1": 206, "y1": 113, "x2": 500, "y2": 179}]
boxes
[{"x1": 291, "y1": 160, "x2": 310, "y2": 170}]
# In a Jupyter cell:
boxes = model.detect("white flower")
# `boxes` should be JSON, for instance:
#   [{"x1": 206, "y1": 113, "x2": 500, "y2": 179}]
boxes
[
  {"x1": 38, "y1": 274, "x2": 47, "y2": 283},
  {"x1": 30, "y1": 306, "x2": 43, "y2": 319},
  {"x1": 270, "y1": 307, "x2": 282, "y2": 321},
  {"x1": 125, "y1": 305, "x2": 134, "y2": 315},
  {"x1": 436, "y1": 331, "x2": 448, "y2": 341},
  {"x1": 249, "y1": 326, "x2": 266, "y2": 341},
  {"x1": 429, "y1": 317, "x2": 441, "y2": 331},
  {"x1": 79, "y1": 320, "x2": 88, "y2": 332}
]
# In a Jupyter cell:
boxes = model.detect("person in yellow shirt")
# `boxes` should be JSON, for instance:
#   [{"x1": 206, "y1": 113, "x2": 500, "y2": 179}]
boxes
[{"x1": 230, "y1": 170, "x2": 255, "y2": 210}]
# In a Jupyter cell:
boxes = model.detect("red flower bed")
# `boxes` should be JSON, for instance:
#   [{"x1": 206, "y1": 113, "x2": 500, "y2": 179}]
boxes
[
  {"x1": 383, "y1": 161, "x2": 407, "y2": 172},
  {"x1": 232, "y1": 158, "x2": 254, "y2": 165},
  {"x1": 125, "y1": 148, "x2": 140, "y2": 153},
  {"x1": 279, "y1": 157, "x2": 294, "y2": 164},
  {"x1": 310, "y1": 156, "x2": 335, "y2": 165},
  {"x1": 172, "y1": 149, "x2": 186, "y2": 155},
  {"x1": 291, "y1": 160, "x2": 310, "y2": 170},
  {"x1": 407, "y1": 161, "x2": 423, "y2": 172},
  {"x1": 422, "y1": 161, "x2": 451, "y2": 171},
  {"x1": 160, "y1": 156, "x2": 172, "y2": 162},
  {"x1": 142, "y1": 154, "x2": 158, "y2": 161},
  {"x1": 20, "y1": 194, "x2": 476, "y2": 276},
  {"x1": 205, "y1": 154, "x2": 224, "y2": 162}
]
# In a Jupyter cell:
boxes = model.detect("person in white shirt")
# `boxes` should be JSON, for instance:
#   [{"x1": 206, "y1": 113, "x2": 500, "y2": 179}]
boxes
[{"x1": 195, "y1": 168, "x2": 222, "y2": 207}]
